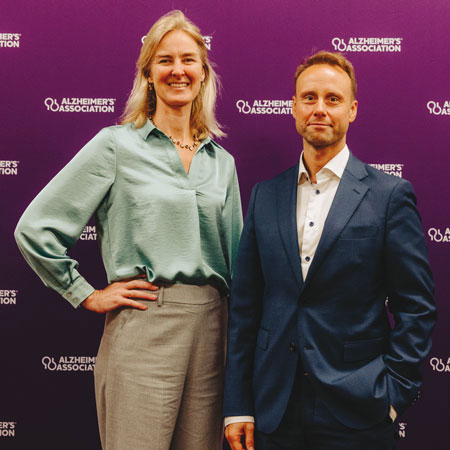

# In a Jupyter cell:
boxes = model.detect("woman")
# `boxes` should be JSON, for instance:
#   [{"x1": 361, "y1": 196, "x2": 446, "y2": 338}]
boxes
[{"x1": 15, "y1": 10, "x2": 242, "y2": 450}]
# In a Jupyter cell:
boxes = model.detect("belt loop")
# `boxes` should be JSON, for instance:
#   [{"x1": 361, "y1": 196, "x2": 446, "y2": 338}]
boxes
[{"x1": 157, "y1": 285, "x2": 164, "y2": 307}]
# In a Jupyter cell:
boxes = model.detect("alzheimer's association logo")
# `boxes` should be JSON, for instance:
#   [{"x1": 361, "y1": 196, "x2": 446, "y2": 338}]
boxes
[
  {"x1": 42, "y1": 355, "x2": 96, "y2": 372},
  {"x1": 0, "y1": 290, "x2": 18, "y2": 305},
  {"x1": 202, "y1": 35, "x2": 212, "y2": 50},
  {"x1": 0, "y1": 33, "x2": 21, "y2": 48},
  {"x1": 332, "y1": 37, "x2": 402, "y2": 52},
  {"x1": 368, "y1": 163, "x2": 403, "y2": 178},
  {"x1": 398, "y1": 422, "x2": 407, "y2": 438},
  {"x1": 428, "y1": 227, "x2": 450, "y2": 243},
  {"x1": 430, "y1": 357, "x2": 450, "y2": 373},
  {"x1": 236, "y1": 99, "x2": 292, "y2": 115},
  {"x1": 427, "y1": 101, "x2": 450, "y2": 116},
  {"x1": 0, "y1": 422, "x2": 16, "y2": 437},
  {"x1": 44, "y1": 97, "x2": 116, "y2": 113},
  {"x1": 0, "y1": 161, "x2": 19, "y2": 175},
  {"x1": 80, "y1": 225, "x2": 97, "y2": 241}
]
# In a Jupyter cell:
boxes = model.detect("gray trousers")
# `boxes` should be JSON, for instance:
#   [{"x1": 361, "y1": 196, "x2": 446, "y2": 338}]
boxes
[{"x1": 94, "y1": 283, "x2": 227, "y2": 450}]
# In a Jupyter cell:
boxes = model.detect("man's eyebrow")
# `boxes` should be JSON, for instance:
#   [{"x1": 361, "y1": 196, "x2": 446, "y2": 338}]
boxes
[
  {"x1": 298, "y1": 90, "x2": 316, "y2": 96},
  {"x1": 299, "y1": 89, "x2": 344, "y2": 97}
]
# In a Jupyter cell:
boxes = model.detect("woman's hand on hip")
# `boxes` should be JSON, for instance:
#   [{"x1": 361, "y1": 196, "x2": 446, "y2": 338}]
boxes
[{"x1": 81, "y1": 277, "x2": 158, "y2": 313}]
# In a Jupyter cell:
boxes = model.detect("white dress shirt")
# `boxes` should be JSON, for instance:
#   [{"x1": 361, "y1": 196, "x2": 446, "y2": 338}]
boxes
[{"x1": 297, "y1": 146, "x2": 349, "y2": 280}]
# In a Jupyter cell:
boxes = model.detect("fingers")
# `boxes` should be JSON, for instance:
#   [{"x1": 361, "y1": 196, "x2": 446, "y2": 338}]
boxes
[
  {"x1": 228, "y1": 436, "x2": 243, "y2": 450},
  {"x1": 122, "y1": 299, "x2": 148, "y2": 310},
  {"x1": 245, "y1": 423, "x2": 255, "y2": 450},
  {"x1": 82, "y1": 278, "x2": 161, "y2": 314},
  {"x1": 225, "y1": 423, "x2": 247, "y2": 450},
  {"x1": 125, "y1": 279, "x2": 159, "y2": 290},
  {"x1": 126, "y1": 289, "x2": 158, "y2": 301}
]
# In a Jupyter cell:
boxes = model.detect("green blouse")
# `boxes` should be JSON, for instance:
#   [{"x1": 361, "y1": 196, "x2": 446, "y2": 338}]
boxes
[{"x1": 15, "y1": 120, "x2": 243, "y2": 307}]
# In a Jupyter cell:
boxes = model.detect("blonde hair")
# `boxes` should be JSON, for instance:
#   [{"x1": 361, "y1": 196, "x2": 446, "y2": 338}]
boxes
[
  {"x1": 295, "y1": 50, "x2": 357, "y2": 100},
  {"x1": 121, "y1": 10, "x2": 224, "y2": 140}
]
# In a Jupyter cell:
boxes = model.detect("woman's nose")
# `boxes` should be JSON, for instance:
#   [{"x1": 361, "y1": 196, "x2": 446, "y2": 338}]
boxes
[{"x1": 171, "y1": 59, "x2": 185, "y2": 76}]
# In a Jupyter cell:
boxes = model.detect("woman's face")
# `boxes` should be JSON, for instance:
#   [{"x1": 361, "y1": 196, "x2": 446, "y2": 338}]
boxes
[{"x1": 149, "y1": 30, "x2": 205, "y2": 110}]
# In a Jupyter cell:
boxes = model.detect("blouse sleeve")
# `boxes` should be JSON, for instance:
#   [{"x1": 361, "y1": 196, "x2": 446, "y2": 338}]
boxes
[
  {"x1": 14, "y1": 128, "x2": 116, "y2": 308},
  {"x1": 224, "y1": 161, "x2": 243, "y2": 279}
]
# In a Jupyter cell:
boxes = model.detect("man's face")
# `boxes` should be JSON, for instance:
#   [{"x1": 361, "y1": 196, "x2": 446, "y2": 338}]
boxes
[{"x1": 292, "y1": 64, "x2": 358, "y2": 150}]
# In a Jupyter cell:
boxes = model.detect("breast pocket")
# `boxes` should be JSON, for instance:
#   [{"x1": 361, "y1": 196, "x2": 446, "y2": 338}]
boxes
[
  {"x1": 334, "y1": 225, "x2": 380, "y2": 263},
  {"x1": 339, "y1": 225, "x2": 379, "y2": 240}
]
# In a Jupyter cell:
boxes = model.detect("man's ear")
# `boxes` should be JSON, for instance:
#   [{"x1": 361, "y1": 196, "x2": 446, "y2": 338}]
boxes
[
  {"x1": 349, "y1": 99, "x2": 358, "y2": 123},
  {"x1": 292, "y1": 95, "x2": 297, "y2": 119}
]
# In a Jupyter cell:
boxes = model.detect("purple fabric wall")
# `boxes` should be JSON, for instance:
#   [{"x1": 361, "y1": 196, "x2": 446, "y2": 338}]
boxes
[{"x1": 1, "y1": 0, "x2": 449, "y2": 447}]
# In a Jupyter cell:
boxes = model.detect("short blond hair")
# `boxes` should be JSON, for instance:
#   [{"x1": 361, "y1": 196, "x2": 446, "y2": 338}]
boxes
[
  {"x1": 121, "y1": 10, "x2": 224, "y2": 140},
  {"x1": 295, "y1": 50, "x2": 357, "y2": 99}
]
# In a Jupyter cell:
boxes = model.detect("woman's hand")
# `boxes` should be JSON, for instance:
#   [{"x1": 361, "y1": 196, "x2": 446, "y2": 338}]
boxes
[{"x1": 82, "y1": 276, "x2": 159, "y2": 313}]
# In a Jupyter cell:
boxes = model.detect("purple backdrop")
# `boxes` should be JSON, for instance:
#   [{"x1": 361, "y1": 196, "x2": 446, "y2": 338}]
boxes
[{"x1": 1, "y1": 0, "x2": 449, "y2": 448}]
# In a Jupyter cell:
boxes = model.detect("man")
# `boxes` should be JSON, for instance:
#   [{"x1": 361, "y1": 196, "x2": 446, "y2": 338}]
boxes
[{"x1": 224, "y1": 51, "x2": 436, "y2": 450}]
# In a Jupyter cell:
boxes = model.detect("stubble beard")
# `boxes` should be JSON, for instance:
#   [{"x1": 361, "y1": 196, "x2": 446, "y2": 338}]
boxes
[{"x1": 300, "y1": 127, "x2": 340, "y2": 149}]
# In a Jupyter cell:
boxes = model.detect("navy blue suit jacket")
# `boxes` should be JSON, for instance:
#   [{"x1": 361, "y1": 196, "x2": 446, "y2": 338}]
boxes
[{"x1": 223, "y1": 153, "x2": 436, "y2": 432}]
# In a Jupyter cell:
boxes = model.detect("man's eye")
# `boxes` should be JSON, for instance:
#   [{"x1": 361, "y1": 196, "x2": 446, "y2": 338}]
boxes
[
  {"x1": 329, "y1": 97, "x2": 339, "y2": 102},
  {"x1": 304, "y1": 96, "x2": 314, "y2": 101}
]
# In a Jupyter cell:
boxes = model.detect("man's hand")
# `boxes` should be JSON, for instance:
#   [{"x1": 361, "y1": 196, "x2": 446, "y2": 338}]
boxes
[
  {"x1": 225, "y1": 422, "x2": 255, "y2": 450},
  {"x1": 82, "y1": 276, "x2": 158, "y2": 313}
]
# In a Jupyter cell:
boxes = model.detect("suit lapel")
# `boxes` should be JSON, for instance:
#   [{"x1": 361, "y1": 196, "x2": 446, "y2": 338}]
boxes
[
  {"x1": 277, "y1": 163, "x2": 304, "y2": 291},
  {"x1": 304, "y1": 154, "x2": 369, "y2": 285}
]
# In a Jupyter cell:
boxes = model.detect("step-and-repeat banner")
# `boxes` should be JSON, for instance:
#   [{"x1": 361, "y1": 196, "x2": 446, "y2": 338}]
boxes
[{"x1": 1, "y1": 0, "x2": 449, "y2": 448}]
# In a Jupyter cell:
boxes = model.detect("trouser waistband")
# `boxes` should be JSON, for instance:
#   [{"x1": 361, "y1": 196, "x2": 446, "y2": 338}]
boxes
[{"x1": 150, "y1": 283, "x2": 222, "y2": 307}]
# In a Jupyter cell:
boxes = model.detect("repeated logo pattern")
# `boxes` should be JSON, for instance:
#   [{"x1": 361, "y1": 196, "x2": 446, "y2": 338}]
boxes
[
  {"x1": 331, "y1": 37, "x2": 402, "y2": 52},
  {"x1": 44, "y1": 97, "x2": 116, "y2": 113},
  {"x1": 236, "y1": 99, "x2": 292, "y2": 115}
]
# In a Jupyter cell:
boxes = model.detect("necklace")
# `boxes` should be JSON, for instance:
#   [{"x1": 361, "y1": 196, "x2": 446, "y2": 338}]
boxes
[
  {"x1": 169, "y1": 136, "x2": 199, "y2": 152},
  {"x1": 150, "y1": 116, "x2": 199, "y2": 151}
]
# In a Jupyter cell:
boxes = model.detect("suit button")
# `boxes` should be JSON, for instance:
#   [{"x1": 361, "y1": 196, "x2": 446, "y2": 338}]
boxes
[
  {"x1": 303, "y1": 371, "x2": 309, "y2": 376},
  {"x1": 289, "y1": 342, "x2": 297, "y2": 352},
  {"x1": 303, "y1": 345, "x2": 313, "y2": 350}
]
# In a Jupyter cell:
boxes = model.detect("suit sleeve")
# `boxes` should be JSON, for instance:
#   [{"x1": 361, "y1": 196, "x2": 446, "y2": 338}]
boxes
[
  {"x1": 383, "y1": 178, "x2": 436, "y2": 415},
  {"x1": 14, "y1": 128, "x2": 116, "y2": 308},
  {"x1": 223, "y1": 183, "x2": 264, "y2": 417}
]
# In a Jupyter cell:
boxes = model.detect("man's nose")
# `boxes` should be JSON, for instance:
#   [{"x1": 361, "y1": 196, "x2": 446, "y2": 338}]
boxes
[{"x1": 313, "y1": 98, "x2": 326, "y2": 115}]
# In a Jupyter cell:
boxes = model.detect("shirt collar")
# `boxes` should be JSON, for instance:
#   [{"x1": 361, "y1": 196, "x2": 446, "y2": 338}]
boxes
[
  {"x1": 298, "y1": 145, "x2": 350, "y2": 184},
  {"x1": 136, "y1": 118, "x2": 157, "y2": 140},
  {"x1": 136, "y1": 118, "x2": 214, "y2": 152}
]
